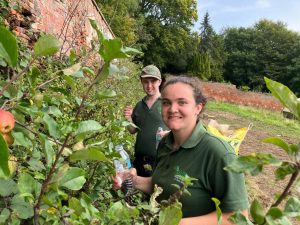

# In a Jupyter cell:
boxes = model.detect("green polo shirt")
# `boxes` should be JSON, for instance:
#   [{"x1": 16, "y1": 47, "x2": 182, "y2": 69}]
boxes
[
  {"x1": 152, "y1": 122, "x2": 249, "y2": 218},
  {"x1": 132, "y1": 97, "x2": 168, "y2": 157}
]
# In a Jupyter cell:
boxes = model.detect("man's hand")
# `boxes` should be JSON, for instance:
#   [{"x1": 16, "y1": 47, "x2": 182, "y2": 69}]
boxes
[{"x1": 123, "y1": 106, "x2": 133, "y2": 122}]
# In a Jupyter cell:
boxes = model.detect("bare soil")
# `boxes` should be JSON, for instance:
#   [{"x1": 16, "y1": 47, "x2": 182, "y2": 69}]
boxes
[{"x1": 200, "y1": 81, "x2": 299, "y2": 223}]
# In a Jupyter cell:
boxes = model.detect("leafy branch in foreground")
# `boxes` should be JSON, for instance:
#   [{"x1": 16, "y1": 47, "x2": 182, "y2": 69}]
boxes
[
  {"x1": 0, "y1": 19, "x2": 144, "y2": 224},
  {"x1": 226, "y1": 77, "x2": 300, "y2": 225}
]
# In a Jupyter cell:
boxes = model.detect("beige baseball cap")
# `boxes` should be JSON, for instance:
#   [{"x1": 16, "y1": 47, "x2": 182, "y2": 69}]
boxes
[{"x1": 140, "y1": 65, "x2": 161, "y2": 80}]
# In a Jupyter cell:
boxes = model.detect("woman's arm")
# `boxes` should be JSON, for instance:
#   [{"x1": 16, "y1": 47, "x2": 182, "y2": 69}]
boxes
[
  {"x1": 112, "y1": 168, "x2": 153, "y2": 194},
  {"x1": 131, "y1": 169, "x2": 153, "y2": 194},
  {"x1": 179, "y1": 210, "x2": 248, "y2": 225}
]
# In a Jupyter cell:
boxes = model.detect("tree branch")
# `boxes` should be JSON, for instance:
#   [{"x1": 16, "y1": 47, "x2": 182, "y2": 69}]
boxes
[{"x1": 33, "y1": 64, "x2": 105, "y2": 225}]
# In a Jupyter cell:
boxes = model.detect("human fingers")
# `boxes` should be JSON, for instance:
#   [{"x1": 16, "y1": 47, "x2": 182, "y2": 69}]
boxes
[
  {"x1": 111, "y1": 175, "x2": 122, "y2": 189},
  {"x1": 129, "y1": 168, "x2": 137, "y2": 186}
]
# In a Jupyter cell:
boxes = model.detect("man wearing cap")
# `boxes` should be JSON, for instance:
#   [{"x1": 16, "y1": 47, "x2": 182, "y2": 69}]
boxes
[{"x1": 123, "y1": 65, "x2": 168, "y2": 177}]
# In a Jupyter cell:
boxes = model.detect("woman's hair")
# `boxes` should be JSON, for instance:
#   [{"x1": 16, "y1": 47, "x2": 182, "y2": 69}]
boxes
[{"x1": 161, "y1": 76, "x2": 207, "y2": 106}]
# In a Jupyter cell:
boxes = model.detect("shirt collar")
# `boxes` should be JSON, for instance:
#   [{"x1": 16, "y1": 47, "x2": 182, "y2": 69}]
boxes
[
  {"x1": 165, "y1": 121, "x2": 206, "y2": 149},
  {"x1": 142, "y1": 96, "x2": 161, "y2": 104}
]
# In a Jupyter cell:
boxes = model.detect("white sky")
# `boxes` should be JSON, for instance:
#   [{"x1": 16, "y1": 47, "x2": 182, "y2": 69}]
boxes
[{"x1": 194, "y1": 0, "x2": 300, "y2": 33}]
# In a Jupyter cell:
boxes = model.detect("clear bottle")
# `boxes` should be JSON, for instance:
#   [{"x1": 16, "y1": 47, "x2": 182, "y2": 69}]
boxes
[
  {"x1": 113, "y1": 159, "x2": 124, "y2": 187},
  {"x1": 156, "y1": 127, "x2": 163, "y2": 149},
  {"x1": 114, "y1": 145, "x2": 134, "y2": 196}
]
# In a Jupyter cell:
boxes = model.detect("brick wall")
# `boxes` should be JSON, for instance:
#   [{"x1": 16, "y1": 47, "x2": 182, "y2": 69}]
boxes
[{"x1": 12, "y1": 0, "x2": 114, "y2": 53}]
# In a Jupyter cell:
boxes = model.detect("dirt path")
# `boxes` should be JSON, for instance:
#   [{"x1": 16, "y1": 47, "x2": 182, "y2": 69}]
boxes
[
  {"x1": 197, "y1": 81, "x2": 300, "y2": 223},
  {"x1": 201, "y1": 109, "x2": 300, "y2": 225}
]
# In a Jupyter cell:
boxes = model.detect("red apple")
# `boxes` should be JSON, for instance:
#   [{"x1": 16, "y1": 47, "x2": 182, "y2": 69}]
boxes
[{"x1": 0, "y1": 109, "x2": 15, "y2": 134}]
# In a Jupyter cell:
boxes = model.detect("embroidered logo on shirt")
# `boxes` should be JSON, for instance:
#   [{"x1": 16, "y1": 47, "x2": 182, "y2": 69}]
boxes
[{"x1": 174, "y1": 166, "x2": 187, "y2": 186}]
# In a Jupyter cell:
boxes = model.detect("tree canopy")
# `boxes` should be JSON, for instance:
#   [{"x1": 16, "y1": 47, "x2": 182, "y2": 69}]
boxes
[
  {"x1": 97, "y1": 1, "x2": 300, "y2": 95},
  {"x1": 97, "y1": 0, "x2": 198, "y2": 71},
  {"x1": 223, "y1": 19, "x2": 300, "y2": 94}
]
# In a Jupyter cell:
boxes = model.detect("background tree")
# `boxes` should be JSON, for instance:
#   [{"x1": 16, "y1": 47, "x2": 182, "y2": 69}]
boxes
[
  {"x1": 223, "y1": 19, "x2": 300, "y2": 94},
  {"x1": 97, "y1": 0, "x2": 198, "y2": 72},
  {"x1": 139, "y1": 0, "x2": 198, "y2": 71},
  {"x1": 96, "y1": 0, "x2": 144, "y2": 46},
  {"x1": 191, "y1": 12, "x2": 225, "y2": 81}
]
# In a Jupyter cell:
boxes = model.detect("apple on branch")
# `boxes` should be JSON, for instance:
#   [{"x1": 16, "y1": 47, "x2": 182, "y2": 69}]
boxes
[{"x1": 0, "y1": 109, "x2": 15, "y2": 134}]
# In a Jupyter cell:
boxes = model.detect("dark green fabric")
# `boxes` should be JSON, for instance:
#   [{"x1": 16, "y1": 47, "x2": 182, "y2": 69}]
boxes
[
  {"x1": 132, "y1": 97, "x2": 167, "y2": 157},
  {"x1": 152, "y1": 122, "x2": 249, "y2": 218}
]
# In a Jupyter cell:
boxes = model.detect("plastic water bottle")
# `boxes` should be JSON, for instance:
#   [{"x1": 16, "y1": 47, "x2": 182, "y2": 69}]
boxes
[
  {"x1": 156, "y1": 127, "x2": 163, "y2": 149},
  {"x1": 114, "y1": 145, "x2": 134, "y2": 196},
  {"x1": 115, "y1": 144, "x2": 132, "y2": 169},
  {"x1": 113, "y1": 160, "x2": 125, "y2": 187}
]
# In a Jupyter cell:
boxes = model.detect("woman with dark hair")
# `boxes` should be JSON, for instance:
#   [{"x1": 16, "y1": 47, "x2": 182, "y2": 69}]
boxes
[{"x1": 117, "y1": 76, "x2": 249, "y2": 224}]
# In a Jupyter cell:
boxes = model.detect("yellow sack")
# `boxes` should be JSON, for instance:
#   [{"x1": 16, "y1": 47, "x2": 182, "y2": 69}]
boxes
[{"x1": 207, "y1": 119, "x2": 252, "y2": 155}]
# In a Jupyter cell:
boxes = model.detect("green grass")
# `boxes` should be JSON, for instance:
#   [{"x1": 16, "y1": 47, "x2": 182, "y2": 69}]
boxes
[{"x1": 206, "y1": 101, "x2": 300, "y2": 139}]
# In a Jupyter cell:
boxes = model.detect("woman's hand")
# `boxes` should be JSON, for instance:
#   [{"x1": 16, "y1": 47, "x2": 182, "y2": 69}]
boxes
[
  {"x1": 160, "y1": 130, "x2": 170, "y2": 138},
  {"x1": 112, "y1": 168, "x2": 137, "y2": 190}
]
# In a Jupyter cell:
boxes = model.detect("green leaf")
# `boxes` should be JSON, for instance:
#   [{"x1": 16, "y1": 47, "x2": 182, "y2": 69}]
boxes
[
  {"x1": 0, "y1": 208, "x2": 10, "y2": 224},
  {"x1": 11, "y1": 195, "x2": 34, "y2": 219},
  {"x1": 122, "y1": 46, "x2": 143, "y2": 56},
  {"x1": 50, "y1": 164, "x2": 69, "y2": 185},
  {"x1": 99, "y1": 38, "x2": 129, "y2": 62},
  {"x1": 69, "y1": 49, "x2": 77, "y2": 64},
  {"x1": 70, "y1": 147, "x2": 109, "y2": 162},
  {"x1": 47, "y1": 106, "x2": 63, "y2": 117},
  {"x1": 0, "y1": 26, "x2": 18, "y2": 67},
  {"x1": 264, "y1": 77, "x2": 300, "y2": 119},
  {"x1": 229, "y1": 212, "x2": 254, "y2": 225},
  {"x1": 225, "y1": 153, "x2": 281, "y2": 176},
  {"x1": 34, "y1": 34, "x2": 61, "y2": 57},
  {"x1": 250, "y1": 199, "x2": 265, "y2": 224},
  {"x1": 43, "y1": 114, "x2": 60, "y2": 139},
  {"x1": 62, "y1": 63, "x2": 81, "y2": 76},
  {"x1": 95, "y1": 62, "x2": 110, "y2": 83},
  {"x1": 75, "y1": 120, "x2": 102, "y2": 135},
  {"x1": 275, "y1": 162, "x2": 297, "y2": 180},
  {"x1": 267, "y1": 216, "x2": 293, "y2": 225},
  {"x1": 18, "y1": 173, "x2": 41, "y2": 198},
  {"x1": 96, "y1": 89, "x2": 117, "y2": 99},
  {"x1": 0, "y1": 133, "x2": 9, "y2": 177},
  {"x1": 82, "y1": 67, "x2": 95, "y2": 76},
  {"x1": 40, "y1": 136, "x2": 55, "y2": 168},
  {"x1": 266, "y1": 207, "x2": 283, "y2": 220},
  {"x1": 263, "y1": 137, "x2": 290, "y2": 155},
  {"x1": 80, "y1": 192, "x2": 99, "y2": 216},
  {"x1": 289, "y1": 144, "x2": 300, "y2": 157},
  {"x1": 12, "y1": 132, "x2": 32, "y2": 148},
  {"x1": 59, "y1": 167, "x2": 86, "y2": 191},
  {"x1": 2, "y1": 84, "x2": 18, "y2": 98},
  {"x1": 69, "y1": 197, "x2": 85, "y2": 216},
  {"x1": 211, "y1": 197, "x2": 222, "y2": 224},
  {"x1": 62, "y1": 75, "x2": 76, "y2": 88},
  {"x1": 284, "y1": 197, "x2": 300, "y2": 217},
  {"x1": 0, "y1": 178, "x2": 18, "y2": 196},
  {"x1": 29, "y1": 66, "x2": 41, "y2": 86},
  {"x1": 106, "y1": 201, "x2": 139, "y2": 222},
  {"x1": 89, "y1": 19, "x2": 104, "y2": 44},
  {"x1": 27, "y1": 158, "x2": 45, "y2": 172},
  {"x1": 159, "y1": 201, "x2": 182, "y2": 225}
]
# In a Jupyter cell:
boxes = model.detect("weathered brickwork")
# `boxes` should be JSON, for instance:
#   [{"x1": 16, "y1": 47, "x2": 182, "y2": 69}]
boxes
[{"x1": 10, "y1": 0, "x2": 114, "y2": 52}]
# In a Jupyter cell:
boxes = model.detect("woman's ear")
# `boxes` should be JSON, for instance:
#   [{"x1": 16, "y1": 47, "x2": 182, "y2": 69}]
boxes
[{"x1": 195, "y1": 103, "x2": 203, "y2": 116}]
